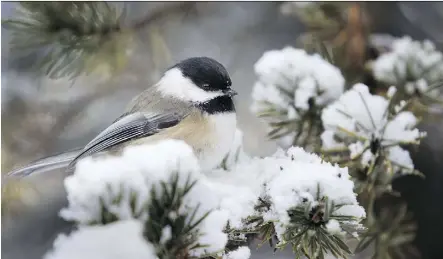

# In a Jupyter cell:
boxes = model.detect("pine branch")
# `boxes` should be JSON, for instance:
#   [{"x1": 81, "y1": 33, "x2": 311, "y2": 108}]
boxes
[
  {"x1": 2, "y1": 2, "x2": 195, "y2": 80},
  {"x1": 246, "y1": 191, "x2": 365, "y2": 259},
  {"x1": 2, "y1": 2, "x2": 129, "y2": 80},
  {"x1": 143, "y1": 173, "x2": 212, "y2": 259}
]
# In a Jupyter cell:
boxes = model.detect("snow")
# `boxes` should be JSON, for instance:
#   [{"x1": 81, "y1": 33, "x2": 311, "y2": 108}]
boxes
[
  {"x1": 51, "y1": 131, "x2": 364, "y2": 258},
  {"x1": 60, "y1": 140, "x2": 201, "y2": 224},
  {"x1": 43, "y1": 220, "x2": 157, "y2": 259},
  {"x1": 189, "y1": 210, "x2": 229, "y2": 256},
  {"x1": 251, "y1": 81, "x2": 293, "y2": 115},
  {"x1": 325, "y1": 219, "x2": 342, "y2": 235},
  {"x1": 210, "y1": 145, "x2": 365, "y2": 241},
  {"x1": 321, "y1": 83, "x2": 426, "y2": 169},
  {"x1": 251, "y1": 46, "x2": 345, "y2": 147},
  {"x1": 252, "y1": 46, "x2": 345, "y2": 112},
  {"x1": 387, "y1": 86, "x2": 397, "y2": 98},
  {"x1": 59, "y1": 140, "x2": 230, "y2": 257},
  {"x1": 195, "y1": 175, "x2": 257, "y2": 230},
  {"x1": 160, "y1": 226, "x2": 172, "y2": 245},
  {"x1": 223, "y1": 247, "x2": 251, "y2": 259},
  {"x1": 388, "y1": 146, "x2": 414, "y2": 170},
  {"x1": 372, "y1": 36, "x2": 443, "y2": 97},
  {"x1": 259, "y1": 147, "x2": 365, "y2": 239},
  {"x1": 218, "y1": 129, "x2": 250, "y2": 170}
]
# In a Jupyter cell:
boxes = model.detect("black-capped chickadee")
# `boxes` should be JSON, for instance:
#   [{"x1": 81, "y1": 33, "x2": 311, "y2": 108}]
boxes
[{"x1": 7, "y1": 57, "x2": 238, "y2": 177}]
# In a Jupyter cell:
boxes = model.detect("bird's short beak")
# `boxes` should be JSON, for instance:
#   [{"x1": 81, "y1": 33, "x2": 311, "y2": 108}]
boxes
[{"x1": 223, "y1": 88, "x2": 238, "y2": 97}]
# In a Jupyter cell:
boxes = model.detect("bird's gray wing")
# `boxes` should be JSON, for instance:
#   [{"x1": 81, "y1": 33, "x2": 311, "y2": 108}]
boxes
[
  {"x1": 68, "y1": 111, "x2": 187, "y2": 168},
  {"x1": 5, "y1": 111, "x2": 186, "y2": 179},
  {"x1": 6, "y1": 87, "x2": 191, "y2": 178}
]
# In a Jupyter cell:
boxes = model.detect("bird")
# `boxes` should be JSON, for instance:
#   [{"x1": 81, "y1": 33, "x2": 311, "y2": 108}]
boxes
[{"x1": 7, "y1": 57, "x2": 238, "y2": 178}]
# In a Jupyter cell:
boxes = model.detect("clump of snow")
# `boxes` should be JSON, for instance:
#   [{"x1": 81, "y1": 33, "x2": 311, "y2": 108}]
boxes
[
  {"x1": 223, "y1": 247, "x2": 251, "y2": 259},
  {"x1": 372, "y1": 36, "x2": 443, "y2": 97},
  {"x1": 321, "y1": 83, "x2": 426, "y2": 170},
  {"x1": 60, "y1": 140, "x2": 201, "y2": 224},
  {"x1": 252, "y1": 46, "x2": 345, "y2": 112},
  {"x1": 218, "y1": 129, "x2": 250, "y2": 170},
  {"x1": 59, "y1": 140, "x2": 230, "y2": 257},
  {"x1": 190, "y1": 210, "x2": 229, "y2": 256},
  {"x1": 52, "y1": 132, "x2": 365, "y2": 258},
  {"x1": 159, "y1": 225, "x2": 172, "y2": 245},
  {"x1": 207, "y1": 144, "x2": 365, "y2": 245},
  {"x1": 211, "y1": 145, "x2": 365, "y2": 242},
  {"x1": 325, "y1": 219, "x2": 342, "y2": 235},
  {"x1": 251, "y1": 46, "x2": 345, "y2": 148},
  {"x1": 387, "y1": 86, "x2": 397, "y2": 98},
  {"x1": 259, "y1": 147, "x2": 365, "y2": 239},
  {"x1": 195, "y1": 174, "x2": 257, "y2": 230},
  {"x1": 44, "y1": 220, "x2": 157, "y2": 259}
]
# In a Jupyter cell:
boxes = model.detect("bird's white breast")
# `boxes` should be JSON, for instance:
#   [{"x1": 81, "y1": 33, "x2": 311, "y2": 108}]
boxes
[{"x1": 198, "y1": 112, "x2": 237, "y2": 171}]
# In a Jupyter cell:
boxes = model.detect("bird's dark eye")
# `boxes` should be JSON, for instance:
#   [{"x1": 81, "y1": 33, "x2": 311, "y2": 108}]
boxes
[{"x1": 200, "y1": 83, "x2": 213, "y2": 91}]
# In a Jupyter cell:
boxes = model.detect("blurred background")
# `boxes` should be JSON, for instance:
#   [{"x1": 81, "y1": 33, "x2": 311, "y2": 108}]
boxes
[{"x1": 2, "y1": 2, "x2": 443, "y2": 259}]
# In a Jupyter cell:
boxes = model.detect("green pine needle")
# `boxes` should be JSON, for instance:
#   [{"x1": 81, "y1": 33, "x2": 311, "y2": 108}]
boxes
[
  {"x1": 2, "y1": 2, "x2": 130, "y2": 80},
  {"x1": 144, "y1": 173, "x2": 212, "y2": 259},
  {"x1": 246, "y1": 191, "x2": 364, "y2": 259},
  {"x1": 281, "y1": 197, "x2": 359, "y2": 259}
]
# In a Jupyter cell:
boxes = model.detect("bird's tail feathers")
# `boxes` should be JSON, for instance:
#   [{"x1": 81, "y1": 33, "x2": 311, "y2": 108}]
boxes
[{"x1": 6, "y1": 148, "x2": 83, "y2": 179}]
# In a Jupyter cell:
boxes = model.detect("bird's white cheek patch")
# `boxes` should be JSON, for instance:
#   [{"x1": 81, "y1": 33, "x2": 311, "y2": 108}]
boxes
[{"x1": 157, "y1": 68, "x2": 223, "y2": 102}]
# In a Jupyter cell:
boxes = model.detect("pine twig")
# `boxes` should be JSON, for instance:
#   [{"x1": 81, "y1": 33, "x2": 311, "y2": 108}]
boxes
[{"x1": 2, "y1": 2, "x2": 196, "y2": 80}]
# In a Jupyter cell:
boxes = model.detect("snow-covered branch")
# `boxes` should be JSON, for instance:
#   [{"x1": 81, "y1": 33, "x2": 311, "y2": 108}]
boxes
[
  {"x1": 49, "y1": 140, "x2": 231, "y2": 258},
  {"x1": 321, "y1": 83, "x2": 426, "y2": 196},
  {"x1": 248, "y1": 33, "x2": 438, "y2": 258},
  {"x1": 239, "y1": 147, "x2": 365, "y2": 258},
  {"x1": 45, "y1": 131, "x2": 364, "y2": 259},
  {"x1": 371, "y1": 36, "x2": 443, "y2": 109},
  {"x1": 372, "y1": 36, "x2": 443, "y2": 93},
  {"x1": 251, "y1": 46, "x2": 345, "y2": 149}
]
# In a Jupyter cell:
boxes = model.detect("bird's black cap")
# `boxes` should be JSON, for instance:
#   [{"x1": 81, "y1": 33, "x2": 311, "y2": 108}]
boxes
[{"x1": 171, "y1": 57, "x2": 232, "y2": 92}]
